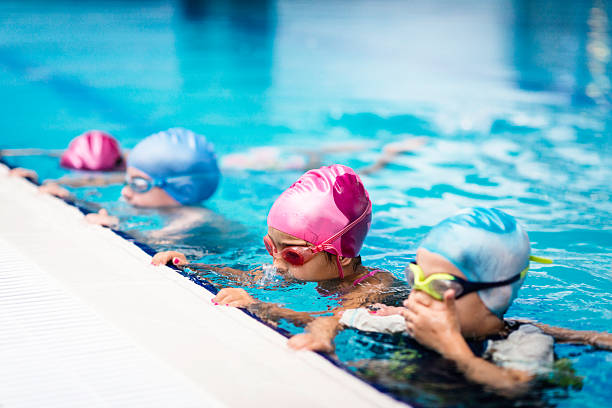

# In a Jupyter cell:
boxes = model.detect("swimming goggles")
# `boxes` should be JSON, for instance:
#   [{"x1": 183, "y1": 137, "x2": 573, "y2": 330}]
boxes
[
  {"x1": 125, "y1": 173, "x2": 210, "y2": 194},
  {"x1": 124, "y1": 175, "x2": 165, "y2": 193},
  {"x1": 405, "y1": 255, "x2": 552, "y2": 301},
  {"x1": 263, "y1": 201, "x2": 372, "y2": 279}
]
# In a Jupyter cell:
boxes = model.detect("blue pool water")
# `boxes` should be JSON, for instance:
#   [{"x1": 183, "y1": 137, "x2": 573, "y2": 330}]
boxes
[{"x1": 1, "y1": 1, "x2": 611, "y2": 406}]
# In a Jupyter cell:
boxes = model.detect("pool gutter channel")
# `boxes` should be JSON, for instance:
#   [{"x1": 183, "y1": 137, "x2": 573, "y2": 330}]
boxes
[{"x1": 0, "y1": 162, "x2": 408, "y2": 408}]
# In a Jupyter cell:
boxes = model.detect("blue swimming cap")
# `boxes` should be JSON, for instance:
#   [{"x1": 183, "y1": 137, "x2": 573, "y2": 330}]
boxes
[
  {"x1": 419, "y1": 207, "x2": 530, "y2": 318},
  {"x1": 127, "y1": 128, "x2": 220, "y2": 205}
]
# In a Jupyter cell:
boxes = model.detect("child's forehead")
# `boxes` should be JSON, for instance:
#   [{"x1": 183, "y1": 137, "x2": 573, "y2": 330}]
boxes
[
  {"x1": 416, "y1": 248, "x2": 466, "y2": 280},
  {"x1": 267, "y1": 227, "x2": 310, "y2": 246},
  {"x1": 127, "y1": 166, "x2": 151, "y2": 179}
]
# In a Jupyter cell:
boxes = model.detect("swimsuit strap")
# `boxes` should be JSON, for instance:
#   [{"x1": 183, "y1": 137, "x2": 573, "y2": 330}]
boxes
[{"x1": 352, "y1": 268, "x2": 381, "y2": 286}]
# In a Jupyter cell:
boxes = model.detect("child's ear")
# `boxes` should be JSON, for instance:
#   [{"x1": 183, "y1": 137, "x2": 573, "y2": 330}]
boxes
[{"x1": 339, "y1": 256, "x2": 352, "y2": 267}]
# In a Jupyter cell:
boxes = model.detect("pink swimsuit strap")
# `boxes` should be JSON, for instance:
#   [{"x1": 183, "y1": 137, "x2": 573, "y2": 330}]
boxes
[{"x1": 352, "y1": 268, "x2": 381, "y2": 286}]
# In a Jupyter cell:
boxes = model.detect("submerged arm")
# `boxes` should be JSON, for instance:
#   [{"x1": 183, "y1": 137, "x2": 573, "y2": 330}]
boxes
[
  {"x1": 246, "y1": 301, "x2": 316, "y2": 327},
  {"x1": 152, "y1": 251, "x2": 263, "y2": 285},
  {"x1": 191, "y1": 264, "x2": 263, "y2": 286},
  {"x1": 358, "y1": 137, "x2": 427, "y2": 176},
  {"x1": 210, "y1": 288, "x2": 317, "y2": 326},
  {"x1": 449, "y1": 345, "x2": 533, "y2": 396},
  {"x1": 1, "y1": 148, "x2": 63, "y2": 157},
  {"x1": 513, "y1": 320, "x2": 612, "y2": 351},
  {"x1": 287, "y1": 314, "x2": 342, "y2": 353},
  {"x1": 288, "y1": 270, "x2": 398, "y2": 352},
  {"x1": 52, "y1": 172, "x2": 125, "y2": 188}
]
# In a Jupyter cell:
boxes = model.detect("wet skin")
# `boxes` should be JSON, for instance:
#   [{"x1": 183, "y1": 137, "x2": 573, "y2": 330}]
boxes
[
  {"x1": 406, "y1": 248, "x2": 504, "y2": 339},
  {"x1": 266, "y1": 227, "x2": 361, "y2": 281},
  {"x1": 121, "y1": 166, "x2": 180, "y2": 208}
]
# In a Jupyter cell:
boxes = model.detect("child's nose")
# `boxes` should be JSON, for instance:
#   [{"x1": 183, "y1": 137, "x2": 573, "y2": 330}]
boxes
[
  {"x1": 272, "y1": 256, "x2": 288, "y2": 269},
  {"x1": 121, "y1": 185, "x2": 133, "y2": 199}
]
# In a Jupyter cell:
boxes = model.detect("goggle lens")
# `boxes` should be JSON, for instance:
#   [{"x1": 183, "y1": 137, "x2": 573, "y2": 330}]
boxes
[
  {"x1": 282, "y1": 249, "x2": 305, "y2": 266},
  {"x1": 405, "y1": 263, "x2": 461, "y2": 300},
  {"x1": 263, "y1": 235, "x2": 312, "y2": 266},
  {"x1": 430, "y1": 279, "x2": 463, "y2": 298},
  {"x1": 126, "y1": 176, "x2": 152, "y2": 193},
  {"x1": 263, "y1": 236, "x2": 274, "y2": 256},
  {"x1": 406, "y1": 266, "x2": 416, "y2": 286}
]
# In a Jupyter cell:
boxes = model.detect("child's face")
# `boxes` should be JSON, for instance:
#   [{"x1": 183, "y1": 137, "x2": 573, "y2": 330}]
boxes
[
  {"x1": 121, "y1": 167, "x2": 180, "y2": 208},
  {"x1": 266, "y1": 227, "x2": 340, "y2": 281},
  {"x1": 409, "y1": 248, "x2": 500, "y2": 336}
]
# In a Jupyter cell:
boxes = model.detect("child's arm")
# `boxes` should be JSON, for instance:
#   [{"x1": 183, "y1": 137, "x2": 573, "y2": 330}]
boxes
[
  {"x1": 151, "y1": 251, "x2": 264, "y2": 286},
  {"x1": 210, "y1": 288, "x2": 348, "y2": 342},
  {"x1": 358, "y1": 137, "x2": 427, "y2": 176},
  {"x1": 1, "y1": 148, "x2": 63, "y2": 157},
  {"x1": 287, "y1": 315, "x2": 341, "y2": 353},
  {"x1": 211, "y1": 288, "x2": 316, "y2": 326},
  {"x1": 52, "y1": 172, "x2": 125, "y2": 188},
  {"x1": 9, "y1": 167, "x2": 38, "y2": 182},
  {"x1": 403, "y1": 290, "x2": 534, "y2": 396},
  {"x1": 38, "y1": 182, "x2": 72, "y2": 199},
  {"x1": 512, "y1": 320, "x2": 612, "y2": 351},
  {"x1": 288, "y1": 271, "x2": 399, "y2": 352}
]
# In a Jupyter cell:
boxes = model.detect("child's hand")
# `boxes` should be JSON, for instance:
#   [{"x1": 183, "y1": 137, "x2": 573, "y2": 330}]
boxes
[
  {"x1": 39, "y1": 182, "x2": 71, "y2": 199},
  {"x1": 84, "y1": 209, "x2": 119, "y2": 227},
  {"x1": 212, "y1": 288, "x2": 257, "y2": 307},
  {"x1": 151, "y1": 251, "x2": 187, "y2": 266},
  {"x1": 368, "y1": 303, "x2": 406, "y2": 316},
  {"x1": 401, "y1": 290, "x2": 467, "y2": 360},
  {"x1": 9, "y1": 167, "x2": 38, "y2": 182},
  {"x1": 287, "y1": 332, "x2": 334, "y2": 353}
]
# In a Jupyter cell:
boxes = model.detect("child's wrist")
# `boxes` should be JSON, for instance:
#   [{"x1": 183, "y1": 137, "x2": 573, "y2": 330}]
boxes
[
  {"x1": 246, "y1": 300, "x2": 267, "y2": 313},
  {"x1": 441, "y1": 335, "x2": 474, "y2": 363}
]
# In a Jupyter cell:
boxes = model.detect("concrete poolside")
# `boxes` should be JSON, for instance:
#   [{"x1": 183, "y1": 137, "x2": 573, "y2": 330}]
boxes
[{"x1": 0, "y1": 163, "x2": 406, "y2": 408}]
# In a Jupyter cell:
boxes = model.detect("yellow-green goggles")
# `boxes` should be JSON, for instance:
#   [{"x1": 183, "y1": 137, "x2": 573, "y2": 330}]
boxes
[{"x1": 405, "y1": 255, "x2": 552, "y2": 301}]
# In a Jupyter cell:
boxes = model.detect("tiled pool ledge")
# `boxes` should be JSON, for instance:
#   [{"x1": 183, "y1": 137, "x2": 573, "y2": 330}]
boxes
[{"x1": 0, "y1": 164, "x2": 406, "y2": 408}]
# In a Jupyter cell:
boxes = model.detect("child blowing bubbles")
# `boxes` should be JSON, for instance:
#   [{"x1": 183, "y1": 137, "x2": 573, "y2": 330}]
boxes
[
  {"x1": 153, "y1": 164, "x2": 401, "y2": 352},
  {"x1": 343, "y1": 207, "x2": 612, "y2": 395}
]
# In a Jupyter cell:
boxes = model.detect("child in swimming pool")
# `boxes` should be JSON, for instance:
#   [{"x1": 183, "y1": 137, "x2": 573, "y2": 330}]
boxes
[
  {"x1": 81, "y1": 127, "x2": 220, "y2": 226},
  {"x1": 6, "y1": 130, "x2": 125, "y2": 197},
  {"x1": 8, "y1": 131, "x2": 424, "y2": 200},
  {"x1": 340, "y1": 207, "x2": 612, "y2": 395},
  {"x1": 152, "y1": 164, "x2": 405, "y2": 352}
]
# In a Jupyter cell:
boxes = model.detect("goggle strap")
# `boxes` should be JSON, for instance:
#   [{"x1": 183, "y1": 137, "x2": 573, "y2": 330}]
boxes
[
  {"x1": 529, "y1": 255, "x2": 553, "y2": 264},
  {"x1": 335, "y1": 254, "x2": 344, "y2": 279},
  {"x1": 313, "y1": 201, "x2": 372, "y2": 252},
  {"x1": 459, "y1": 271, "x2": 523, "y2": 291},
  {"x1": 519, "y1": 255, "x2": 552, "y2": 279}
]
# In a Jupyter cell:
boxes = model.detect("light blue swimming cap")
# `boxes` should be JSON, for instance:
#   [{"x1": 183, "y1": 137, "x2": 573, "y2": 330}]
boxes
[
  {"x1": 419, "y1": 207, "x2": 530, "y2": 318},
  {"x1": 127, "y1": 128, "x2": 220, "y2": 205}
]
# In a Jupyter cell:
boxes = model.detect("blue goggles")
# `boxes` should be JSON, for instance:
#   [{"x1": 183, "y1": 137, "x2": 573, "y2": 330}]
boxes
[
  {"x1": 125, "y1": 173, "x2": 214, "y2": 194},
  {"x1": 124, "y1": 175, "x2": 165, "y2": 193}
]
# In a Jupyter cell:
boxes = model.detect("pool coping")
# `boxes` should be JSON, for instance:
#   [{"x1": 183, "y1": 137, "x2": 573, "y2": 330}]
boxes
[{"x1": 0, "y1": 161, "x2": 409, "y2": 408}]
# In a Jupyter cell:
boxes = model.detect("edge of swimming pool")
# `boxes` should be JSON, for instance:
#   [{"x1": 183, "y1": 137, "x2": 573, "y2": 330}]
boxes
[{"x1": 0, "y1": 161, "x2": 410, "y2": 408}]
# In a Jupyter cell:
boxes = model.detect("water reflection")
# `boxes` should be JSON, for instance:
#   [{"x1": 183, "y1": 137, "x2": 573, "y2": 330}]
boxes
[
  {"x1": 174, "y1": 0, "x2": 277, "y2": 146},
  {"x1": 512, "y1": 0, "x2": 611, "y2": 106}
]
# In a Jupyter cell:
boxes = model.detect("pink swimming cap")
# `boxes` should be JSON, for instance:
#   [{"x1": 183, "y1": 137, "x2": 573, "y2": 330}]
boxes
[
  {"x1": 60, "y1": 130, "x2": 122, "y2": 171},
  {"x1": 267, "y1": 164, "x2": 372, "y2": 262}
]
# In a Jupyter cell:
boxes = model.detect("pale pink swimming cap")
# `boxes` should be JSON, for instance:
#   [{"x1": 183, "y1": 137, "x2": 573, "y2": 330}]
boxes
[
  {"x1": 60, "y1": 130, "x2": 122, "y2": 171},
  {"x1": 267, "y1": 164, "x2": 372, "y2": 263}
]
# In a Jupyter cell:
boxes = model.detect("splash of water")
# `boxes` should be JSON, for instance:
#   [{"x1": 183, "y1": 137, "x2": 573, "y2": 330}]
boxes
[{"x1": 258, "y1": 263, "x2": 281, "y2": 285}]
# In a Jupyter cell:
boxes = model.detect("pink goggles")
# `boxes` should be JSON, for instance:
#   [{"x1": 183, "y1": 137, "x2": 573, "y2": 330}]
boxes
[{"x1": 263, "y1": 201, "x2": 372, "y2": 279}]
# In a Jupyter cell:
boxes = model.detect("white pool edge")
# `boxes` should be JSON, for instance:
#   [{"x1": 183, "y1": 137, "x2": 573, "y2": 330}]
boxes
[{"x1": 0, "y1": 163, "x2": 408, "y2": 408}]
